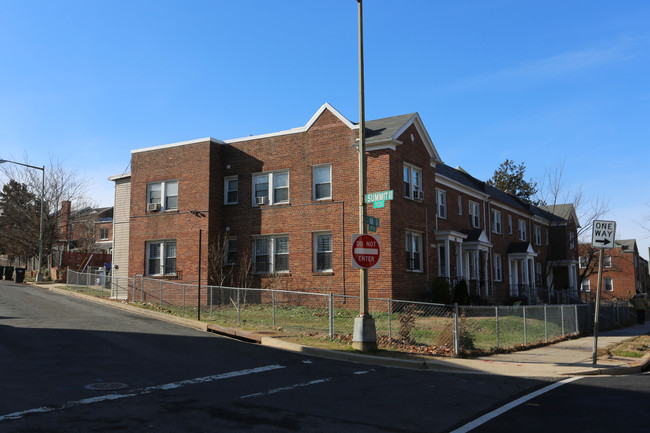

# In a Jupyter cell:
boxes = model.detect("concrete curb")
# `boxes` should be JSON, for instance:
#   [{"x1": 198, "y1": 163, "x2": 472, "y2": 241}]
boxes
[{"x1": 566, "y1": 353, "x2": 650, "y2": 376}]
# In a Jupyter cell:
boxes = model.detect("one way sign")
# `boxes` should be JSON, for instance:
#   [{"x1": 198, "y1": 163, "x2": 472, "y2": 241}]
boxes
[{"x1": 592, "y1": 220, "x2": 616, "y2": 249}]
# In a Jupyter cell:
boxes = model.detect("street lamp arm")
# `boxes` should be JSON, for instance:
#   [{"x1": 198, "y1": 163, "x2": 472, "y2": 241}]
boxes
[{"x1": 0, "y1": 159, "x2": 45, "y2": 172}]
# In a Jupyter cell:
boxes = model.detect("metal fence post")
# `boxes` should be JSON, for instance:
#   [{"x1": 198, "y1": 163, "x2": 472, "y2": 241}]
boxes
[
  {"x1": 272, "y1": 290, "x2": 276, "y2": 328},
  {"x1": 182, "y1": 285, "x2": 186, "y2": 317},
  {"x1": 495, "y1": 306, "x2": 500, "y2": 350},
  {"x1": 561, "y1": 306, "x2": 565, "y2": 336},
  {"x1": 160, "y1": 279, "x2": 163, "y2": 309},
  {"x1": 544, "y1": 305, "x2": 548, "y2": 343},
  {"x1": 388, "y1": 299, "x2": 392, "y2": 340},
  {"x1": 453, "y1": 303, "x2": 459, "y2": 355},
  {"x1": 574, "y1": 305, "x2": 579, "y2": 334},
  {"x1": 329, "y1": 292, "x2": 334, "y2": 339},
  {"x1": 523, "y1": 306, "x2": 527, "y2": 345},
  {"x1": 140, "y1": 275, "x2": 144, "y2": 302},
  {"x1": 237, "y1": 288, "x2": 241, "y2": 323}
]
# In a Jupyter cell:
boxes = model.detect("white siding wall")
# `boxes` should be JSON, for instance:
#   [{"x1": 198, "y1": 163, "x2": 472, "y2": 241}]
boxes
[{"x1": 111, "y1": 175, "x2": 131, "y2": 299}]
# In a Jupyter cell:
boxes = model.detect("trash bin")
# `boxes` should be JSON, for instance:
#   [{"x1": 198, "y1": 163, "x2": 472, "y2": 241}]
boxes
[
  {"x1": 14, "y1": 268, "x2": 25, "y2": 283},
  {"x1": 4, "y1": 266, "x2": 14, "y2": 281}
]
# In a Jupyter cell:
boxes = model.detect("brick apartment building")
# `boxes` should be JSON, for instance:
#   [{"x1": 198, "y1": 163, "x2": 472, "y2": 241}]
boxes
[
  {"x1": 579, "y1": 240, "x2": 650, "y2": 301},
  {"x1": 112, "y1": 103, "x2": 579, "y2": 304}
]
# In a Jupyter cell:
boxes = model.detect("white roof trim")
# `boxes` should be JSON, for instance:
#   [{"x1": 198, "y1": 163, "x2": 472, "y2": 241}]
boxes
[
  {"x1": 131, "y1": 138, "x2": 224, "y2": 154},
  {"x1": 225, "y1": 102, "x2": 356, "y2": 144},
  {"x1": 108, "y1": 172, "x2": 131, "y2": 181}
]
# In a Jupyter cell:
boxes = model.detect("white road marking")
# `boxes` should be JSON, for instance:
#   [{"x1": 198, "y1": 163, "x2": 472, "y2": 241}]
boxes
[
  {"x1": 0, "y1": 364, "x2": 285, "y2": 422},
  {"x1": 450, "y1": 377, "x2": 582, "y2": 433},
  {"x1": 240, "y1": 378, "x2": 332, "y2": 399}
]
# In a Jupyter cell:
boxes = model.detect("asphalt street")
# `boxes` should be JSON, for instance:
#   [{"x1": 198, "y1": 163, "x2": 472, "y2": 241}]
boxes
[{"x1": 0, "y1": 281, "x2": 552, "y2": 432}]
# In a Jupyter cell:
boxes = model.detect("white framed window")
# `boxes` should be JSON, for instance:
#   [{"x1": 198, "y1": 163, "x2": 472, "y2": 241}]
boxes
[
  {"x1": 534, "y1": 225, "x2": 542, "y2": 246},
  {"x1": 458, "y1": 196, "x2": 463, "y2": 215},
  {"x1": 253, "y1": 171, "x2": 289, "y2": 206},
  {"x1": 604, "y1": 256, "x2": 612, "y2": 268},
  {"x1": 492, "y1": 210, "x2": 502, "y2": 234},
  {"x1": 405, "y1": 231, "x2": 423, "y2": 272},
  {"x1": 148, "y1": 180, "x2": 178, "y2": 211},
  {"x1": 579, "y1": 256, "x2": 588, "y2": 269},
  {"x1": 312, "y1": 165, "x2": 332, "y2": 201},
  {"x1": 314, "y1": 232, "x2": 332, "y2": 272},
  {"x1": 146, "y1": 240, "x2": 177, "y2": 276},
  {"x1": 403, "y1": 164, "x2": 422, "y2": 200},
  {"x1": 581, "y1": 278, "x2": 591, "y2": 292},
  {"x1": 518, "y1": 220, "x2": 527, "y2": 241},
  {"x1": 99, "y1": 228, "x2": 109, "y2": 240},
  {"x1": 437, "y1": 189, "x2": 447, "y2": 219},
  {"x1": 604, "y1": 277, "x2": 613, "y2": 292},
  {"x1": 253, "y1": 235, "x2": 289, "y2": 274},
  {"x1": 224, "y1": 176, "x2": 238, "y2": 205},
  {"x1": 226, "y1": 238, "x2": 237, "y2": 265},
  {"x1": 469, "y1": 201, "x2": 480, "y2": 228},
  {"x1": 508, "y1": 215, "x2": 513, "y2": 235},
  {"x1": 494, "y1": 254, "x2": 503, "y2": 282}
]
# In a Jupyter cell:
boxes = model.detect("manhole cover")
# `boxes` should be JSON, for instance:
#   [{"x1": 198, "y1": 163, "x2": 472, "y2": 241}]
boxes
[{"x1": 84, "y1": 382, "x2": 129, "y2": 391}]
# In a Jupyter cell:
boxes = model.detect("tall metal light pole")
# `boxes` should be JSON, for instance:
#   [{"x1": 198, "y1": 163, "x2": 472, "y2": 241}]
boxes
[
  {"x1": 0, "y1": 159, "x2": 45, "y2": 282},
  {"x1": 352, "y1": 0, "x2": 377, "y2": 351}
]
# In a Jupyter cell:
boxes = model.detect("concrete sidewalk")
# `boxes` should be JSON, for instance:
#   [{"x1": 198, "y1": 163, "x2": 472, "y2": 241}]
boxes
[{"x1": 32, "y1": 283, "x2": 650, "y2": 378}]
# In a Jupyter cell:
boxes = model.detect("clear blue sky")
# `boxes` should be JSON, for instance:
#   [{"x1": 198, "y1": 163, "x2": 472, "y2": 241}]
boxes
[{"x1": 1, "y1": 1, "x2": 649, "y2": 258}]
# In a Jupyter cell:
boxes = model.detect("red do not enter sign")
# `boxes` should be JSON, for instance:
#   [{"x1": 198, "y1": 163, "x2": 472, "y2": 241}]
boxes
[{"x1": 352, "y1": 234, "x2": 381, "y2": 269}]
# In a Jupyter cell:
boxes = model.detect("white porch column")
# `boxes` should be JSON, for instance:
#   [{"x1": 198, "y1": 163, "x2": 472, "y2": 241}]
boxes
[{"x1": 444, "y1": 239, "x2": 451, "y2": 279}]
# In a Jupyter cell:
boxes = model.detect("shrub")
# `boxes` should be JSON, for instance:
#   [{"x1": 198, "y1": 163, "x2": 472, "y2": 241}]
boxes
[{"x1": 430, "y1": 277, "x2": 452, "y2": 304}]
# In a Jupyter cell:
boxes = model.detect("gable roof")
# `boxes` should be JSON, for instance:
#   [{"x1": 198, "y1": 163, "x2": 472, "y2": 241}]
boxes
[
  {"x1": 538, "y1": 204, "x2": 580, "y2": 227},
  {"x1": 364, "y1": 112, "x2": 442, "y2": 163},
  {"x1": 615, "y1": 239, "x2": 637, "y2": 253}
]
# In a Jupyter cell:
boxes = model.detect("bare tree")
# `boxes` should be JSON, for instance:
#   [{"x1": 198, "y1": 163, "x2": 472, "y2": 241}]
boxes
[
  {"x1": 536, "y1": 160, "x2": 609, "y2": 242},
  {"x1": 207, "y1": 232, "x2": 235, "y2": 288}
]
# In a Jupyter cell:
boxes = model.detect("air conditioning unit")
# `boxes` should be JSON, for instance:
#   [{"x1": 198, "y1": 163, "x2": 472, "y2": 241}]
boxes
[
  {"x1": 414, "y1": 190, "x2": 424, "y2": 200},
  {"x1": 256, "y1": 196, "x2": 268, "y2": 205},
  {"x1": 147, "y1": 202, "x2": 161, "y2": 212}
]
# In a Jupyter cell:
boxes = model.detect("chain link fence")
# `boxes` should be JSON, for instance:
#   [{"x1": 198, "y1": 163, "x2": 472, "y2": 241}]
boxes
[{"x1": 66, "y1": 270, "x2": 631, "y2": 356}]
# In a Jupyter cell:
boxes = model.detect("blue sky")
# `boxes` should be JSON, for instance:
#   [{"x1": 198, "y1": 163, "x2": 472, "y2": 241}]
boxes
[{"x1": 1, "y1": 0, "x2": 649, "y2": 258}]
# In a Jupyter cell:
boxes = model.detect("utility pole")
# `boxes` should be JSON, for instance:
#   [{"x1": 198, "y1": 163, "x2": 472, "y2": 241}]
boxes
[{"x1": 352, "y1": 0, "x2": 377, "y2": 351}]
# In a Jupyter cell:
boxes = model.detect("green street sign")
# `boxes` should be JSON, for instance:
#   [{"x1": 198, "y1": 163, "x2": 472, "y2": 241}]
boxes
[
  {"x1": 365, "y1": 190, "x2": 393, "y2": 205},
  {"x1": 368, "y1": 224, "x2": 377, "y2": 232},
  {"x1": 366, "y1": 216, "x2": 379, "y2": 227}
]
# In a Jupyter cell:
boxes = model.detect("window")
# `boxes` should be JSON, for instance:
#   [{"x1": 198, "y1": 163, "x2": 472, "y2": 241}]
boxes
[
  {"x1": 253, "y1": 171, "x2": 289, "y2": 206},
  {"x1": 99, "y1": 228, "x2": 109, "y2": 240},
  {"x1": 148, "y1": 180, "x2": 178, "y2": 211},
  {"x1": 437, "y1": 189, "x2": 447, "y2": 219},
  {"x1": 226, "y1": 238, "x2": 237, "y2": 265},
  {"x1": 534, "y1": 225, "x2": 542, "y2": 246},
  {"x1": 536, "y1": 262, "x2": 543, "y2": 286},
  {"x1": 492, "y1": 210, "x2": 502, "y2": 234},
  {"x1": 508, "y1": 215, "x2": 513, "y2": 235},
  {"x1": 225, "y1": 176, "x2": 238, "y2": 205},
  {"x1": 458, "y1": 196, "x2": 463, "y2": 215},
  {"x1": 314, "y1": 233, "x2": 332, "y2": 272},
  {"x1": 494, "y1": 254, "x2": 503, "y2": 282},
  {"x1": 604, "y1": 256, "x2": 612, "y2": 268},
  {"x1": 518, "y1": 220, "x2": 527, "y2": 241},
  {"x1": 581, "y1": 279, "x2": 591, "y2": 292},
  {"x1": 604, "y1": 277, "x2": 614, "y2": 292},
  {"x1": 146, "y1": 240, "x2": 177, "y2": 276},
  {"x1": 569, "y1": 231, "x2": 576, "y2": 249},
  {"x1": 312, "y1": 165, "x2": 332, "y2": 200},
  {"x1": 579, "y1": 256, "x2": 588, "y2": 269},
  {"x1": 405, "y1": 231, "x2": 422, "y2": 271},
  {"x1": 403, "y1": 164, "x2": 422, "y2": 200},
  {"x1": 469, "y1": 201, "x2": 480, "y2": 228},
  {"x1": 253, "y1": 236, "x2": 289, "y2": 274},
  {"x1": 438, "y1": 245, "x2": 447, "y2": 277}
]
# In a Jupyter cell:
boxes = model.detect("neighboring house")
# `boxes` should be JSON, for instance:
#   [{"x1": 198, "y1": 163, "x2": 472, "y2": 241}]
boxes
[
  {"x1": 579, "y1": 240, "x2": 649, "y2": 301},
  {"x1": 108, "y1": 173, "x2": 131, "y2": 299},
  {"x1": 111, "y1": 103, "x2": 579, "y2": 304},
  {"x1": 55, "y1": 200, "x2": 114, "y2": 254}
]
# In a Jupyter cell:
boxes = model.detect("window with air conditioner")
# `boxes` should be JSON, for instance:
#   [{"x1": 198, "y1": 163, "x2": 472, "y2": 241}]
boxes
[
  {"x1": 253, "y1": 171, "x2": 289, "y2": 206},
  {"x1": 147, "y1": 180, "x2": 178, "y2": 212}
]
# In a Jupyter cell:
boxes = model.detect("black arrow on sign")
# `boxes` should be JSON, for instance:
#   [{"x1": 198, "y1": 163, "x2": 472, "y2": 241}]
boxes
[{"x1": 595, "y1": 238, "x2": 611, "y2": 246}]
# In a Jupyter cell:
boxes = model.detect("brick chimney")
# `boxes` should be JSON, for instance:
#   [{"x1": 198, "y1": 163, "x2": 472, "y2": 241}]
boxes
[{"x1": 60, "y1": 200, "x2": 71, "y2": 240}]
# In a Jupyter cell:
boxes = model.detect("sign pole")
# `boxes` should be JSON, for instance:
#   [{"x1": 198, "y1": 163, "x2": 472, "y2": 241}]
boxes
[
  {"x1": 353, "y1": 0, "x2": 376, "y2": 351},
  {"x1": 592, "y1": 248, "x2": 604, "y2": 364}
]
